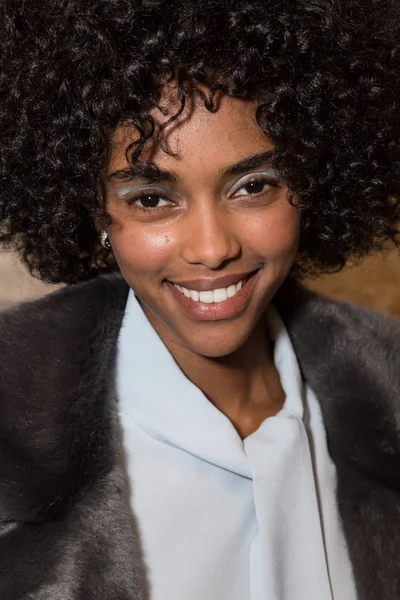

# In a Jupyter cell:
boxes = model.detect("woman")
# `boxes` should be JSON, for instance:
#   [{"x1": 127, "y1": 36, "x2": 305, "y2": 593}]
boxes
[{"x1": 0, "y1": 0, "x2": 399, "y2": 598}]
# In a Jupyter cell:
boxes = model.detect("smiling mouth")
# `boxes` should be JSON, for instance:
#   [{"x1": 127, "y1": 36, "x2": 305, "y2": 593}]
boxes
[{"x1": 170, "y1": 271, "x2": 258, "y2": 304}]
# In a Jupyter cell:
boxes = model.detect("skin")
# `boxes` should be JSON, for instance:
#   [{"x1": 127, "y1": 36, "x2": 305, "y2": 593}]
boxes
[{"x1": 102, "y1": 87, "x2": 301, "y2": 439}]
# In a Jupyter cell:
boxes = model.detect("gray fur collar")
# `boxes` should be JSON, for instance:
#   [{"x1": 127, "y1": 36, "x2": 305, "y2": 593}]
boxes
[{"x1": 0, "y1": 273, "x2": 399, "y2": 599}]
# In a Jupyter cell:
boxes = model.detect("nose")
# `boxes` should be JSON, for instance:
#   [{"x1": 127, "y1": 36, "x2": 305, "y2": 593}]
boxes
[{"x1": 180, "y1": 202, "x2": 241, "y2": 269}]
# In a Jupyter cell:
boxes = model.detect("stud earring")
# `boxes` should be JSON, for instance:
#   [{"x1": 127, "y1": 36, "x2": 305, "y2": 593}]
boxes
[{"x1": 100, "y1": 229, "x2": 111, "y2": 249}]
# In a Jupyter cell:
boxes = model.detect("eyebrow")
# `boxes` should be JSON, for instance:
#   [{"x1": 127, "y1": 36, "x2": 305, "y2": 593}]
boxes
[
  {"x1": 106, "y1": 150, "x2": 276, "y2": 184},
  {"x1": 224, "y1": 151, "x2": 276, "y2": 176},
  {"x1": 106, "y1": 162, "x2": 178, "y2": 184}
]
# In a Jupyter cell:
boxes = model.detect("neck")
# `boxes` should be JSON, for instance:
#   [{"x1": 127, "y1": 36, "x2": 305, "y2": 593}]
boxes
[{"x1": 145, "y1": 309, "x2": 285, "y2": 439}]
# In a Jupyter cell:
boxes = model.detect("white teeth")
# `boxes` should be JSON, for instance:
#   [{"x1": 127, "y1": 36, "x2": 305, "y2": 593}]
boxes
[
  {"x1": 173, "y1": 279, "x2": 246, "y2": 303},
  {"x1": 227, "y1": 285, "x2": 236, "y2": 298},
  {"x1": 213, "y1": 288, "x2": 228, "y2": 303},
  {"x1": 199, "y1": 290, "x2": 214, "y2": 303}
]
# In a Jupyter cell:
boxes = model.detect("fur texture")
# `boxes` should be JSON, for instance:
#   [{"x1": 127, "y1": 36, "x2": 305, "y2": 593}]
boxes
[{"x1": 0, "y1": 273, "x2": 399, "y2": 599}]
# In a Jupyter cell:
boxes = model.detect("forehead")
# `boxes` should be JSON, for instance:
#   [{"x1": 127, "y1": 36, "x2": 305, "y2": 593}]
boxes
[{"x1": 107, "y1": 88, "x2": 273, "y2": 175}]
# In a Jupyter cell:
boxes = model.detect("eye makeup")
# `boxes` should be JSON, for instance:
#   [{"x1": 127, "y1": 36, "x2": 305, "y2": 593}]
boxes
[
  {"x1": 229, "y1": 168, "x2": 281, "y2": 194},
  {"x1": 116, "y1": 168, "x2": 281, "y2": 198},
  {"x1": 233, "y1": 168, "x2": 280, "y2": 184},
  {"x1": 116, "y1": 183, "x2": 169, "y2": 199}
]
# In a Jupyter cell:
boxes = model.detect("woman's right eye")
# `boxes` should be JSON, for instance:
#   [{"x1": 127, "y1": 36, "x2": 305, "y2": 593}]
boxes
[{"x1": 127, "y1": 193, "x2": 171, "y2": 210}]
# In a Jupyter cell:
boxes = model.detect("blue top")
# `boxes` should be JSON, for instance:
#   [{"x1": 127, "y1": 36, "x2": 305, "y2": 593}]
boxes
[{"x1": 116, "y1": 290, "x2": 357, "y2": 600}]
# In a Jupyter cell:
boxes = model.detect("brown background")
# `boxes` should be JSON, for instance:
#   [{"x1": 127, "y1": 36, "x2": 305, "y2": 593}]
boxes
[
  {"x1": 0, "y1": 250, "x2": 399, "y2": 318},
  {"x1": 307, "y1": 250, "x2": 400, "y2": 319}
]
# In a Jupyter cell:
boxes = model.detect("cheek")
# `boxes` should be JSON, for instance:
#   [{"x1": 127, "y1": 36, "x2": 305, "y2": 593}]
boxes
[
  {"x1": 109, "y1": 220, "x2": 177, "y2": 278},
  {"x1": 243, "y1": 202, "x2": 301, "y2": 260}
]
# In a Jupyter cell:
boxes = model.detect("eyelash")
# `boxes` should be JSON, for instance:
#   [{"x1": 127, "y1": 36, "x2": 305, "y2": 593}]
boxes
[
  {"x1": 231, "y1": 174, "x2": 280, "y2": 198},
  {"x1": 126, "y1": 192, "x2": 173, "y2": 212},
  {"x1": 125, "y1": 174, "x2": 280, "y2": 212}
]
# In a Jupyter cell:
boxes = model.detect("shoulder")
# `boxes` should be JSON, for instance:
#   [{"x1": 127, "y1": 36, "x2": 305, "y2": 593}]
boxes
[
  {"x1": 0, "y1": 272, "x2": 129, "y2": 520},
  {"x1": 276, "y1": 278, "x2": 400, "y2": 419},
  {"x1": 0, "y1": 270, "x2": 129, "y2": 325},
  {"x1": 0, "y1": 272, "x2": 129, "y2": 355},
  {"x1": 0, "y1": 271, "x2": 129, "y2": 444},
  {"x1": 276, "y1": 277, "x2": 400, "y2": 356},
  {"x1": 277, "y1": 279, "x2": 400, "y2": 490}
]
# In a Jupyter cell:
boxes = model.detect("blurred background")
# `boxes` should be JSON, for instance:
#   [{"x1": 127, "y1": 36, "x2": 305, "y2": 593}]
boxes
[{"x1": 1, "y1": 248, "x2": 399, "y2": 317}]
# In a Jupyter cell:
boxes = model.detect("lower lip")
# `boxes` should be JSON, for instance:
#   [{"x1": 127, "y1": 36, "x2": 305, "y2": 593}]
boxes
[{"x1": 166, "y1": 271, "x2": 260, "y2": 321}]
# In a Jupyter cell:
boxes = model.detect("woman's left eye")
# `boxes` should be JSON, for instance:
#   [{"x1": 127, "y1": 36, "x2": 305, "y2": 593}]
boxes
[{"x1": 233, "y1": 176, "x2": 278, "y2": 198}]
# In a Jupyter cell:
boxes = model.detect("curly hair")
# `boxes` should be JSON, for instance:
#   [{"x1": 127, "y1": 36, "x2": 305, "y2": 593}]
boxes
[{"x1": 0, "y1": 0, "x2": 399, "y2": 284}]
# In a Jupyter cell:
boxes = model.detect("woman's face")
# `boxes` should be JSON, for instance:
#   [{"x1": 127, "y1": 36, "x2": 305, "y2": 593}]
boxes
[{"x1": 103, "y1": 90, "x2": 301, "y2": 357}]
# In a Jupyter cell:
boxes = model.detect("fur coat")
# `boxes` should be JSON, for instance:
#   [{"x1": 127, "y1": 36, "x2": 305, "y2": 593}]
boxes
[{"x1": 0, "y1": 273, "x2": 399, "y2": 600}]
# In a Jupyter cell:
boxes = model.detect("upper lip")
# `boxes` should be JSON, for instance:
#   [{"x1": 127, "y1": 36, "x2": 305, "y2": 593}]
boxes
[{"x1": 169, "y1": 270, "x2": 257, "y2": 292}]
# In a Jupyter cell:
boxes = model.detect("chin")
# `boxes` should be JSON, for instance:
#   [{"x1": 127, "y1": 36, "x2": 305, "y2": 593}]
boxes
[{"x1": 179, "y1": 326, "x2": 255, "y2": 359}]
